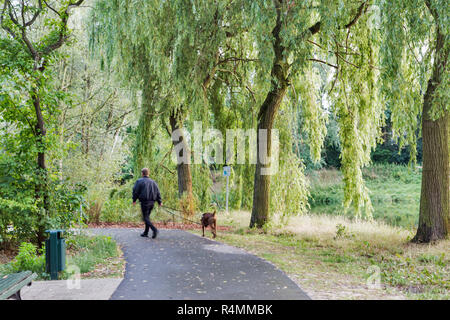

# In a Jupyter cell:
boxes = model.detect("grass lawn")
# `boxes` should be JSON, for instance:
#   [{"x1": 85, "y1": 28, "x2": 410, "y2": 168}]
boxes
[{"x1": 193, "y1": 210, "x2": 449, "y2": 300}]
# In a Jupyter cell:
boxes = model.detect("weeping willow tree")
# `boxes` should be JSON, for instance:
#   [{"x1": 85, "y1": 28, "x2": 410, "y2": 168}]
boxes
[
  {"x1": 88, "y1": 0, "x2": 251, "y2": 215},
  {"x1": 88, "y1": 4, "x2": 162, "y2": 177},
  {"x1": 87, "y1": 0, "x2": 447, "y2": 242},
  {"x1": 89, "y1": 1, "x2": 197, "y2": 216},
  {"x1": 379, "y1": 0, "x2": 448, "y2": 242},
  {"x1": 227, "y1": 0, "x2": 383, "y2": 227},
  {"x1": 215, "y1": 0, "x2": 447, "y2": 242}
]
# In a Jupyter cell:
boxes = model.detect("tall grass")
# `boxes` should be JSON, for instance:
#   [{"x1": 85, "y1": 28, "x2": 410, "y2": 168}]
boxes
[
  {"x1": 214, "y1": 209, "x2": 449, "y2": 299},
  {"x1": 65, "y1": 234, "x2": 119, "y2": 275},
  {"x1": 219, "y1": 210, "x2": 412, "y2": 251}
]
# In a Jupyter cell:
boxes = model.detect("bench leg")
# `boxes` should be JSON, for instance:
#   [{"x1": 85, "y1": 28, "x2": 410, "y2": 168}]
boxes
[{"x1": 8, "y1": 290, "x2": 22, "y2": 300}]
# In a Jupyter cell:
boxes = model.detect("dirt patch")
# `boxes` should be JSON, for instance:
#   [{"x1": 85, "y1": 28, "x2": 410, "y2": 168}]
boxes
[
  {"x1": 88, "y1": 221, "x2": 232, "y2": 232},
  {"x1": 80, "y1": 247, "x2": 126, "y2": 279},
  {"x1": 0, "y1": 250, "x2": 15, "y2": 265},
  {"x1": 289, "y1": 270, "x2": 406, "y2": 300}
]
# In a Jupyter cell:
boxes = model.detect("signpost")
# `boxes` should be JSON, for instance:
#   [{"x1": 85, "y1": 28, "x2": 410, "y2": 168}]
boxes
[{"x1": 223, "y1": 166, "x2": 231, "y2": 213}]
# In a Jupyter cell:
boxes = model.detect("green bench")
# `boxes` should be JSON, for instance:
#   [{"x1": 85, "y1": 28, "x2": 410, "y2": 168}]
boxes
[{"x1": 0, "y1": 271, "x2": 37, "y2": 300}]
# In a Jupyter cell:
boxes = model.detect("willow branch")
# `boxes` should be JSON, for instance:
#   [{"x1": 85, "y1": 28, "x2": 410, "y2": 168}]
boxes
[
  {"x1": 304, "y1": 0, "x2": 369, "y2": 39},
  {"x1": 344, "y1": 1, "x2": 369, "y2": 29},
  {"x1": 309, "y1": 58, "x2": 338, "y2": 69}
]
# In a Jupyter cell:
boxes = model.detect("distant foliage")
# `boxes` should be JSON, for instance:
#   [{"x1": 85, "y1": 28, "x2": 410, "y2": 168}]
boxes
[
  {"x1": 308, "y1": 164, "x2": 422, "y2": 228},
  {"x1": 0, "y1": 199, "x2": 38, "y2": 249},
  {"x1": 192, "y1": 165, "x2": 213, "y2": 212}
]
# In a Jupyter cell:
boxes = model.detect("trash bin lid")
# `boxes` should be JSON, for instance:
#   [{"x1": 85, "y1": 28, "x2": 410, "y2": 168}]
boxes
[{"x1": 45, "y1": 229, "x2": 65, "y2": 234}]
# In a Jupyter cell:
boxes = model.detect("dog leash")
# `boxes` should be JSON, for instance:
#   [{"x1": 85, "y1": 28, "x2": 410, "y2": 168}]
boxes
[{"x1": 159, "y1": 206, "x2": 203, "y2": 226}]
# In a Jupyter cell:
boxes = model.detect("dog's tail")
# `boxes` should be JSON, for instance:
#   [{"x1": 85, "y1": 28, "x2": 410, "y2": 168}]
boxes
[{"x1": 213, "y1": 209, "x2": 216, "y2": 216}]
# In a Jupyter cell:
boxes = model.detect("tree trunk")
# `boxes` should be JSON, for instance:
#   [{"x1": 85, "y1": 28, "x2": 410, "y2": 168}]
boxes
[
  {"x1": 169, "y1": 109, "x2": 195, "y2": 217},
  {"x1": 414, "y1": 101, "x2": 449, "y2": 243},
  {"x1": 176, "y1": 161, "x2": 193, "y2": 199},
  {"x1": 249, "y1": 3, "x2": 288, "y2": 228},
  {"x1": 249, "y1": 85, "x2": 287, "y2": 228},
  {"x1": 413, "y1": 20, "x2": 449, "y2": 243},
  {"x1": 169, "y1": 110, "x2": 194, "y2": 199},
  {"x1": 32, "y1": 87, "x2": 49, "y2": 248}
]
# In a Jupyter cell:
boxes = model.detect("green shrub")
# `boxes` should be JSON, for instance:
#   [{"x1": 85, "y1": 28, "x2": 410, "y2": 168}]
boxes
[
  {"x1": 0, "y1": 186, "x2": 86, "y2": 249},
  {"x1": 5, "y1": 242, "x2": 45, "y2": 276},
  {"x1": 334, "y1": 224, "x2": 355, "y2": 239},
  {"x1": 0, "y1": 199, "x2": 39, "y2": 249},
  {"x1": 100, "y1": 198, "x2": 140, "y2": 223}
]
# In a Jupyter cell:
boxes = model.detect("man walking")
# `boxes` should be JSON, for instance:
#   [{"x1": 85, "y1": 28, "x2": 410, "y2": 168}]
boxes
[{"x1": 133, "y1": 168, "x2": 162, "y2": 238}]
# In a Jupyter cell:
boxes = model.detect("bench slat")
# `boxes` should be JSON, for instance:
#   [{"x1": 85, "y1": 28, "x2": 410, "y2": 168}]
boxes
[
  {"x1": 0, "y1": 271, "x2": 31, "y2": 288},
  {"x1": 0, "y1": 272, "x2": 37, "y2": 300}
]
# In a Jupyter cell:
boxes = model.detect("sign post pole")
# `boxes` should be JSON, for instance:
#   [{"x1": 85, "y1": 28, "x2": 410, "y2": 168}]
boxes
[
  {"x1": 223, "y1": 166, "x2": 231, "y2": 213},
  {"x1": 226, "y1": 174, "x2": 229, "y2": 213}
]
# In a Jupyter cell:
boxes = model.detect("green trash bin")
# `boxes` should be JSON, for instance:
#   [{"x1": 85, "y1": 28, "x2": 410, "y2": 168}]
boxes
[{"x1": 45, "y1": 230, "x2": 66, "y2": 280}]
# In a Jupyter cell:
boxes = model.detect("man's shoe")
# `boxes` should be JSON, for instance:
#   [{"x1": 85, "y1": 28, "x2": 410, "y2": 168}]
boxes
[
  {"x1": 141, "y1": 233, "x2": 149, "y2": 238},
  {"x1": 152, "y1": 230, "x2": 159, "y2": 239}
]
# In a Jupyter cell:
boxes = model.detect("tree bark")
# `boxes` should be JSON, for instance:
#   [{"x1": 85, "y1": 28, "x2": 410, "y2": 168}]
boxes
[
  {"x1": 250, "y1": 3, "x2": 288, "y2": 228},
  {"x1": 250, "y1": 85, "x2": 287, "y2": 227},
  {"x1": 169, "y1": 110, "x2": 194, "y2": 199},
  {"x1": 414, "y1": 98, "x2": 449, "y2": 243},
  {"x1": 81, "y1": 65, "x2": 91, "y2": 155},
  {"x1": 32, "y1": 86, "x2": 49, "y2": 248},
  {"x1": 413, "y1": 17, "x2": 449, "y2": 243}
]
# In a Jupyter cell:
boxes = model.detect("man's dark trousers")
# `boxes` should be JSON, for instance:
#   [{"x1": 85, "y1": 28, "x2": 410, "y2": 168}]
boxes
[{"x1": 141, "y1": 202, "x2": 157, "y2": 236}]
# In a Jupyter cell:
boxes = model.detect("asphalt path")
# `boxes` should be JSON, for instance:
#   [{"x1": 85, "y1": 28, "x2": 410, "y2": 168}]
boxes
[{"x1": 90, "y1": 228, "x2": 310, "y2": 300}]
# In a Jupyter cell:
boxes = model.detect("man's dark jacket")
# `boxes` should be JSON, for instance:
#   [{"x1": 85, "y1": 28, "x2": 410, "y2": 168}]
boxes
[{"x1": 132, "y1": 176, "x2": 162, "y2": 205}]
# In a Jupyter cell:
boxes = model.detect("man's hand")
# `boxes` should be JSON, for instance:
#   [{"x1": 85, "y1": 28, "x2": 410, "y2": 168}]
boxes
[
  {"x1": 133, "y1": 202, "x2": 136, "y2": 206},
  {"x1": 159, "y1": 202, "x2": 163, "y2": 207}
]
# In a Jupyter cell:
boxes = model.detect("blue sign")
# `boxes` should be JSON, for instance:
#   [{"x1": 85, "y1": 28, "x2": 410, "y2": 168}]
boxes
[{"x1": 223, "y1": 166, "x2": 231, "y2": 177}]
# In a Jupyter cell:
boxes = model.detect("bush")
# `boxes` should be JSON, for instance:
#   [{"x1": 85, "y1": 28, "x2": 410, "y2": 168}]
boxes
[
  {"x1": 0, "y1": 199, "x2": 39, "y2": 250},
  {"x1": 4, "y1": 242, "x2": 46, "y2": 276},
  {"x1": 0, "y1": 150, "x2": 87, "y2": 248},
  {"x1": 100, "y1": 198, "x2": 140, "y2": 223}
]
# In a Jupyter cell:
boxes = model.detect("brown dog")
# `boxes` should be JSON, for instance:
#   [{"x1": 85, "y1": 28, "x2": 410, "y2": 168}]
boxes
[{"x1": 201, "y1": 210, "x2": 217, "y2": 238}]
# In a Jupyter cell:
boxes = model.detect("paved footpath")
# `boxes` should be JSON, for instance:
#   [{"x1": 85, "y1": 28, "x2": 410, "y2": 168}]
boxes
[{"x1": 90, "y1": 228, "x2": 310, "y2": 300}]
